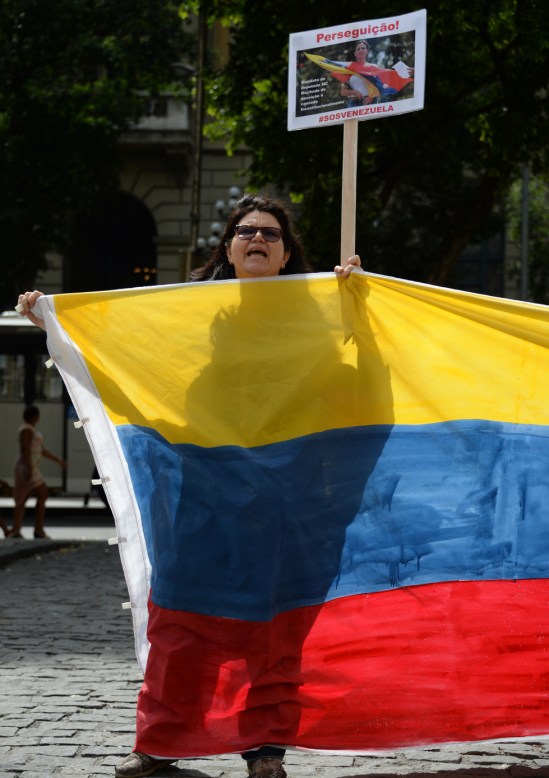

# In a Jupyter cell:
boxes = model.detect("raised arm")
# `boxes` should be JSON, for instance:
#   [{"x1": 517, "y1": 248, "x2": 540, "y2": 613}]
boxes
[{"x1": 16, "y1": 290, "x2": 46, "y2": 331}]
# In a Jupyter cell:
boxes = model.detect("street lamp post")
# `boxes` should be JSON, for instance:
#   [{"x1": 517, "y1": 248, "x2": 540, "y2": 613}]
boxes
[
  {"x1": 520, "y1": 164, "x2": 529, "y2": 302},
  {"x1": 189, "y1": 6, "x2": 206, "y2": 259},
  {"x1": 179, "y1": 7, "x2": 207, "y2": 283},
  {"x1": 182, "y1": 186, "x2": 242, "y2": 275},
  {"x1": 204, "y1": 186, "x2": 242, "y2": 250}
]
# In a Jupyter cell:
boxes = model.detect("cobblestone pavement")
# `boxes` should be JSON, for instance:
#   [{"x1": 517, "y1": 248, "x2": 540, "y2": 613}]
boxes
[{"x1": 1, "y1": 539, "x2": 549, "y2": 777}]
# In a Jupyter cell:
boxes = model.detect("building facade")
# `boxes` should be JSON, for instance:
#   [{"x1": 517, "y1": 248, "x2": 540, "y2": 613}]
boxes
[{"x1": 0, "y1": 92, "x2": 252, "y2": 493}]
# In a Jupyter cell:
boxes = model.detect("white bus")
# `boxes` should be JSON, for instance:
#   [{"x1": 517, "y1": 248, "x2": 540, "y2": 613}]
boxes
[{"x1": 0, "y1": 311, "x2": 96, "y2": 496}]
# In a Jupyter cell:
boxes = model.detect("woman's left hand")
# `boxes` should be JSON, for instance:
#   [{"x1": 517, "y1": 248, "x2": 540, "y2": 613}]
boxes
[{"x1": 334, "y1": 255, "x2": 361, "y2": 278}]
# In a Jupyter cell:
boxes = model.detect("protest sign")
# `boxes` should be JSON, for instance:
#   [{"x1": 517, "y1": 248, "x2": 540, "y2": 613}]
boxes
[
  {"x1": 288, "y1": 10, "x2": 427, "y2": 131},
  {"x1": 287, "y1": 10, "x2": 426, "y2": 261}
]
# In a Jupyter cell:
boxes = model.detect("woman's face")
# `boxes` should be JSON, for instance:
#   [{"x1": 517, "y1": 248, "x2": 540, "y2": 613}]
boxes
[
  {"x1": 355, "y1": 42, "x2": 369, "y2": 62},
  {"x1": 227, "y1": 210, "x2": 290, "y2": 279}
]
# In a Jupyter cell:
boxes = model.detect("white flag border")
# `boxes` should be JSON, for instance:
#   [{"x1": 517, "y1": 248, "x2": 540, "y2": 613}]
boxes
[{"x1": 37, "y1": 295, "x2": 152, "y2": 672}]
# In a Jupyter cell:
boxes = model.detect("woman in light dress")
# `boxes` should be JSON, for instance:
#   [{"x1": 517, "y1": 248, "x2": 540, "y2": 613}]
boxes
[{"x1": 6, "y1": 405, "x2": 67, "y2": 539}]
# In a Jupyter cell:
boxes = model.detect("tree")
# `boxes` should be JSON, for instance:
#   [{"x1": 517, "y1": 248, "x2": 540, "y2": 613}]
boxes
[
  {"x1": 200, "y1": 0, "x2": 549, "y2": 284},
  {"x1": 0, "y1": 0, "x2": 189, "y2": 311}
]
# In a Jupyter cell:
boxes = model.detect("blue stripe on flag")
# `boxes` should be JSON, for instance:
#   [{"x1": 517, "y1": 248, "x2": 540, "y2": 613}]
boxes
[{"x1": 117, "y1": 419, "x2": 549, "y2": 620}]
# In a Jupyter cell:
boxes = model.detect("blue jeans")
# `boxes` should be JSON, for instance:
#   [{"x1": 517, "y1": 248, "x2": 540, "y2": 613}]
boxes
[{"x1": 241, "y1": 746, "x2": 286, "y2": 762}]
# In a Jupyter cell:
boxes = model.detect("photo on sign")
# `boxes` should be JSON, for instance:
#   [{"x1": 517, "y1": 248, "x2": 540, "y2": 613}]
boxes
[{"x1": 296, "y1": 31, "x2": 416, "y2": 119}]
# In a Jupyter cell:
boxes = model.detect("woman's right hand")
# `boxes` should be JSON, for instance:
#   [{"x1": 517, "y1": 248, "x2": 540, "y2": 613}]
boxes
[
  {"x1": 334, "y1": 255, "x2": 362, "y2": 278},
  {"x1": 16, "y1": 290, "x2": 46, "y2": 331}
]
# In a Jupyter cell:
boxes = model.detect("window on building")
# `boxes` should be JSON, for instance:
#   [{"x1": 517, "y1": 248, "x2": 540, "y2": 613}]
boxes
[
  {"x1": 0, "y1": 352, "x2": 63, "y2": 403},
  {"x1": 35, "y1": 358, "x2": 64, "y2": 401},
  {"x1": 0, "y1": 355, "x2": 25, "y2": 401}
]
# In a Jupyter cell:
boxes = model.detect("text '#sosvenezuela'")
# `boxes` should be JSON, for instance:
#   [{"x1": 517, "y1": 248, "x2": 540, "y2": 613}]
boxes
[{"x1": 318, "y1": 104, "x2": 395, "y2": 122}]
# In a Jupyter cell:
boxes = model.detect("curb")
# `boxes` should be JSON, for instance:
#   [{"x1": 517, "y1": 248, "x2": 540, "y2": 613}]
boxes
[{"x1": 0, "y1": 538, "x2": 81, "y2": 567}]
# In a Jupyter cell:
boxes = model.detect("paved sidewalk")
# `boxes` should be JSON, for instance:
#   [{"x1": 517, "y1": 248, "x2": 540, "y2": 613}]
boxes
[{"x1": 1, "y1": 539, "x2": 549, "y2": 777}]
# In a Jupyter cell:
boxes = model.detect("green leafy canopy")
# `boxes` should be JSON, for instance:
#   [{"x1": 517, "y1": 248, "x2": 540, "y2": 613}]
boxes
[
  {"x1": 0, "y1": 0, "x2": 190, "y2": 310},
  {"x1": 198, "y1": 0, "x2": 549, "y2": 286}
]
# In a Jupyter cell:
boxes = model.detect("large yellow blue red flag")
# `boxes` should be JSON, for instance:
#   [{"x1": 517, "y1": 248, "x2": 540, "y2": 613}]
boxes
[{"x1": 38, "y1": 271, "x2": 549, "y2": 756}]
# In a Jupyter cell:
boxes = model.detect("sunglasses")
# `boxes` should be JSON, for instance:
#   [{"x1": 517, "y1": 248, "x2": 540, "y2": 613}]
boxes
[{"x1": 235, "y1": 224, "x2": 282, "y2": 242}]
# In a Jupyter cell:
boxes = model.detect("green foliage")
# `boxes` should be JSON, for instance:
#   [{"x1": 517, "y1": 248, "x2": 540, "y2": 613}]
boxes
[
  {"x1": 0, "y1": 0, "x2": 189, "y2": 310},
  {"x1": 507, "y1": 173, "x2": 549, "y2": 303},
  {"x1": 198, "y1": 0, "x2": 549, "y2": 282}
]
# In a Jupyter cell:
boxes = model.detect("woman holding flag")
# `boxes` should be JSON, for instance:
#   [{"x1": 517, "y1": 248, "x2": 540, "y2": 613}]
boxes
[
  {"x1": 16, "y1": 194, "x2": 360, "y2": 778},
  {"x1": 340, "y1": 40, "x2": 376, "y2": 106}
]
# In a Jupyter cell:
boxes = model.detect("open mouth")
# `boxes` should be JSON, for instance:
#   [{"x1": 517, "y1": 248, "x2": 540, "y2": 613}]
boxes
[{"x1": 247, "y1": 248, "x2": 268, "y2": 258}]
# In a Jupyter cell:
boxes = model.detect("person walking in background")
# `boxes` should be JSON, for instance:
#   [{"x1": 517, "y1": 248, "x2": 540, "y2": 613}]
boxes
[
  {"x1": 6, "y1": 405, "x2": 67, "y2": 539},
  {"x1": 0, "y1": 479, "x2": 10, "y2": 537}
]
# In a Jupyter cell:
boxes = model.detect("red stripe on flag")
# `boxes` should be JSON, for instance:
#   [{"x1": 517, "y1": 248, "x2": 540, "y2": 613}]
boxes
[{"x1": 135, "y1": 580, "x2": 549, "y2": 757}]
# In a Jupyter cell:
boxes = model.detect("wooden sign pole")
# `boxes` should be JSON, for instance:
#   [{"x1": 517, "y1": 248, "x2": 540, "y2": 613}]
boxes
[{"x1": 340, "y1": 118, "x2": 359, "y2": 265}]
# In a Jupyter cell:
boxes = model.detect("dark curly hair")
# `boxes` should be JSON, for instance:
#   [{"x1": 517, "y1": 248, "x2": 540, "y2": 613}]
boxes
[
  {"x1": 23, "y1": 405, "x2": 40, "y2": 423},
  {"x1": 190, "y1": 194, "x2": 313, "y2": 281}
]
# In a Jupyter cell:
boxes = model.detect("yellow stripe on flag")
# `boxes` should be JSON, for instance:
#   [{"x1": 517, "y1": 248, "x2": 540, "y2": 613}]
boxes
[
  {"x1": 53, "y1": 272, "x2": 549, "y2": 448},
  {"x1": 341, "y1": 272, "x2": 549, "y2": 426}
]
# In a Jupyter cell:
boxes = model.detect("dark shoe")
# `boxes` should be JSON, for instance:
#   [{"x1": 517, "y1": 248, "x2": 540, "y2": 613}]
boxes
[
  {"x1": 5, "y1": 529, "x2": 24, "y2": 539},
  {"x1": 115, "y1": 751, "x2": 177, "y2": 777},
  {"x1": 248, "y1": 758, "x2": 287, "y2": 778},
  {"x1": 34, "y1": 530, "x2": 50, "y2": 539}
]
